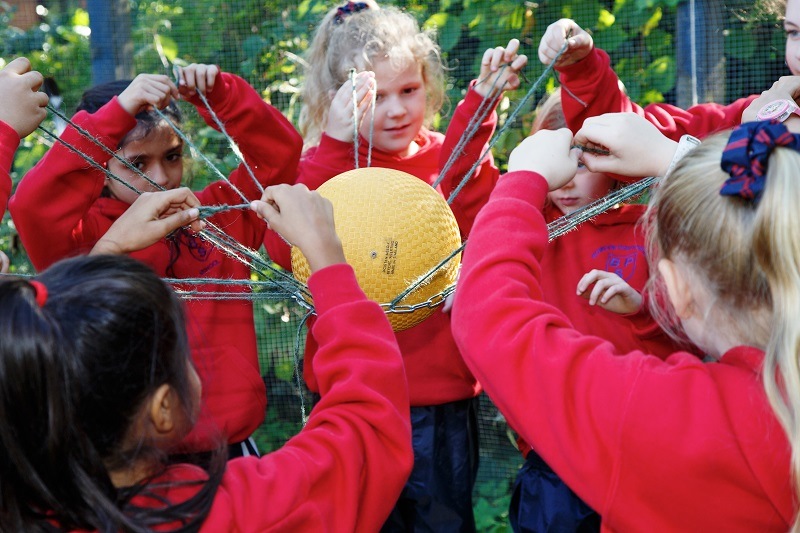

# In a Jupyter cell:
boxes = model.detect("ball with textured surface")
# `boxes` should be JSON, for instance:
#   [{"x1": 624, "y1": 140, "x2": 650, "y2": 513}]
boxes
[{"x1": 291, "y1": 167, "x2": 461, "y2": 331}]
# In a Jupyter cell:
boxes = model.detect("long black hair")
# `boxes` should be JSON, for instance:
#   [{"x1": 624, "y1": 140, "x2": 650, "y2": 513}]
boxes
[
  {"x1": 0, "y1": 255, "x2": 223, "y2": 532},
  {"x1": 77, "y1": 79, "x2": 183, "y2": 147}
]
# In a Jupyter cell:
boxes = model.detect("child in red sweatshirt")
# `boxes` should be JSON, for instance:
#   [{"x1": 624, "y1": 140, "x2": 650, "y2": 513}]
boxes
[
  {"x1": 0, "y1": 184, "x2": 413, "y2": 532},
  {"x1": 453, "y1": 114, "x2": 796, "y2": 531},
  {"x1": 9, "y1": 63, "x2": 303, "y2": 456},
  {"x1": 509, "y1": 88, "x2": 686, "y2": 533},
  {"x1": 262, "y1": 3, "x2": 526, "y2": 529}
]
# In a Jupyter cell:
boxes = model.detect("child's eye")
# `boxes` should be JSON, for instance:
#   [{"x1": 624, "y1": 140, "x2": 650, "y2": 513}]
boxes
[
  {"x1": 786, "y1": 28, "x2": 800, "y2": 39},
  {"x1": 403, "y1": 87, "x2": 419, "y2": 94},
  {"x1": 166, "y1": 152, "x2": 183, "y2": 163},
  {"x1": 375, "y1": 93, "x2": 385, "y2": 102}
]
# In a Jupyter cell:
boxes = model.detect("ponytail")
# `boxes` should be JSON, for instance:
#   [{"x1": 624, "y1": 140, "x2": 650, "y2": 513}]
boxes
[{"x1": 0, "y1": 256, "x2": 221, "y2": 532}]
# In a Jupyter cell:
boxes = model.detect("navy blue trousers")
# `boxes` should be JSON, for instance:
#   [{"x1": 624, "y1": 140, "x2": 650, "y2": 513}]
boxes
[
  {"x1": 381, "y1": 397, "x2": 480, "y2": 533},
  {"x1": 509, "y1": 450, "x2": 600, "y2": 533}
]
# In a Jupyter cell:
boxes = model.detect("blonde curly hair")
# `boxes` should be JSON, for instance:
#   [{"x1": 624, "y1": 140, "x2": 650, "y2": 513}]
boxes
[{"x1": 299, "y1": 3, "x2": 446, "y2": 151}]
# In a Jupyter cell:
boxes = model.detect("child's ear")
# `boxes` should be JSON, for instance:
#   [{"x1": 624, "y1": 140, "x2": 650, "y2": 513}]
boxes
[
  {"x1": 148, "y1": 384, "x2": 177, "y2": 434},
  {"x1": 657, "y1": 258, "x2": 694, "y2": 319}
]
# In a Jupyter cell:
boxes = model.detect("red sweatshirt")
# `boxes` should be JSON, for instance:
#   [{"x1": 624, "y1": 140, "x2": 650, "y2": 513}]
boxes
[
  {"x1": 0, "y1": 120, "x2": 19, "y2": 216},
  {"x1": 541, "y1": 202, "x2": 680, "y2": 358},
  {"x1": 67, "y1": 265, "x2": 412, "y2": 533},
  {"x1": 265, "y1": 88, "x2": 498, "y2": 406},
  {"x1": 452, "y1": 171, "x2": 794, "y2": 531},
  {"x1": 10, "y1": 73, "x2": 303, "y2": 451},
  {"x1": 558, "y1": 48, "x2": 758, "y2": 140}
]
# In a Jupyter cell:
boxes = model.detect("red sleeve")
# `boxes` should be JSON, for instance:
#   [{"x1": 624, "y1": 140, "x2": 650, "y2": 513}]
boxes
[
  {"x1": 437, "y1": 85, "x2": 500, "y2": 238},
  {"x1": 189, "y1": 72, "x2": 302, "y2": 250},
  {"x1": 0, "y1": 120, "x2": 19, "y2": 217},
  {"x1": 8, "y1": 98, "x2": 136, "y2": 270},
  {"x1": 451, "y1": 170, "x2": 654, "y2": 514},
  {"x1": 262, "y1": 229, "x2": 292, "y2": 270},
  {"x1": 214, "y1": 263, "x2": 413, "y2": 532},
  {"x1": 558, "y1": 48, "x2": 757, "y2": 141}
]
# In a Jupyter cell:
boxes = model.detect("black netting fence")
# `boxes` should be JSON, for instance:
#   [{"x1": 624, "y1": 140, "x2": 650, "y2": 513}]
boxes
[{"x1": 0, "y1": 0, "x2": 787, "y2": 528}]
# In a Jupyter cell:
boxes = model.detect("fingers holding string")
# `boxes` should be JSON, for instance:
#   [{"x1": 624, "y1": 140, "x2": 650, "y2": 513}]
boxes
[{"x1": 325, "y1": 70, "x2": 376, "y2": 142}]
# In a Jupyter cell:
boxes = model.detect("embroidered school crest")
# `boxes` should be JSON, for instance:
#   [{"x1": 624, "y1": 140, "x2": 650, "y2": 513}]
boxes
[{"x1": 605, "y1": 250, "x2": 638, "y2": 281}]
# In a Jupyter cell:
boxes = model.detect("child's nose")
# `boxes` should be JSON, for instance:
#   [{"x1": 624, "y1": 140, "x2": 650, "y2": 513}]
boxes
[
  {"x1": 149, "y1": 165, "x2": 171, "y2": 188},
  {"x1": 386, "y1": 98, "x2": 406, "y2": 118}
]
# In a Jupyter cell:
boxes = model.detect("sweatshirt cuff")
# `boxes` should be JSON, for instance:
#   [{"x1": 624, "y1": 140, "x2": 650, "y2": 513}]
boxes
[
  {"x1": 318, "y1": 132, "x2": 354, "y2": 151},
  {"x1": 307, "y1": 263, "x2": 369, "y2": 315},
  {"x1": 94, "y1": 96, "x2": 139, "y2": 137},
  {"x1": 497, "y1": 170, "x2": 550, "y2": 208},
  {"x1": 0, "y1": 120, "x2": 20, "y2": 159},
  {"x1": 190, "y1": 70, "x2": 234, "y2": 109},
  {"x1": 460, "y1": 80, "x2": 494, "y2": 113},
  {"x1": 557, "y1": 48, "x2": 608, "y2": 91}
]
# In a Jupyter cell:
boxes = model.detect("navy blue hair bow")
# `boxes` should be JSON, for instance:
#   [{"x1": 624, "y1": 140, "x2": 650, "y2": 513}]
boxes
[
  {"x1": 334, "y1": 1, "x2": 370, "y2": 24},
  {"x1": 720, "y1": 120, "x2": 800, "y2": 202}
]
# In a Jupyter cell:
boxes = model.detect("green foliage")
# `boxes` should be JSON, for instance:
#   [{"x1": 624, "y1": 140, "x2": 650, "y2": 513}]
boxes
[{"x1": 474, "y1": 479, "x2": 514, "y2": 532}]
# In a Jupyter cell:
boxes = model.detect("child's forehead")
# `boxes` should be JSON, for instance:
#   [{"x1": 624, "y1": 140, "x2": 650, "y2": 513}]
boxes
[
  {"x1": 121, "y1": 122, "x2": 183, "y2": 151},
  {"x1": 365, "y1": 55, "x2": 423, "y2": 83}
]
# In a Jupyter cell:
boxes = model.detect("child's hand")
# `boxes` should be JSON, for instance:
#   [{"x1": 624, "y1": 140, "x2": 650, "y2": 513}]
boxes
[
  {"x1": 251, "y1": 184, "x2": 346, "y2": 273},
  {"x1": 576, "y1": 269, "x2": 642, "y2": 315},
  {"x1": 0, "y1": 57, "x2": 49, "y2": 138},
  {"x1": 0, "y1": 250, "x2": 8, "y2": 274},
  {"x1": 741, "y1": 76, "x2": 800, "y2": 131},
  {"x1": 507, "y1": 128, "x2": 580, "y2": 190},
  {"x1": 538, "y1": 19, "x2": 594, "y2": 67},
  {"x1": 175, "y1": 63, "x2": 220, "y2": 98},
  {"x1": 91, "y1": 188, "x2": 204, "y2": 255},
  {"x1": 574, "y1": 112, "x2": 678, "y2": 177},
  {"x1": 117, "y1": 74, "x2": 179, "y2": 117},
  {"x1": 474, "y1": 38, "x2": 528, "y2": 98},
  {"x1": 324, "y1": 71, "x2": 376, "y2": 143}
]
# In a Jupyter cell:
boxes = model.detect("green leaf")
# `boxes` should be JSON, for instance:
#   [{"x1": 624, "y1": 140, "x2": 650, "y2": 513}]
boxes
[
  {"x1": 724, "y1": 27, "x2": 756, "y2": 60},
  {"x1": 424, "y1": 13, "x2": 462, "y2": 52},
  {"x1": 156, "y1": 34, "x2": 179, "y2": 62},
  {"x1": 644, "y1": 28, "x2": 673, "y2": 57},
  {"x1": 424, "y1": 13, "x2": 449, "y2": 32},
  {"x1": 640, "y1": 88, "x2": 665, "y2": 105},
  {"x1": 642, "y1": 7, "x2": 662, "y2": 36},
  {"x1": 508, "y1": 6, "x2": 526, "y2": 30},
  {"x1": 296, "y1": 0, "x2": 312, "y2": 19},
  {"x1": 597, "y1": 9, "x2": 616, "y2": 30},
  {"x1": 71, "y1": 8, "x2": 89, "y2": 27},
  {"x1": 643, "y1": 56, "x2": 675, "y2": 93},
  {"x1": 274, "y1": 359, "x2": 294, "y2": 382},
  {"x1": 594, "y1": 25, "x2": 629, "y2": 53}
]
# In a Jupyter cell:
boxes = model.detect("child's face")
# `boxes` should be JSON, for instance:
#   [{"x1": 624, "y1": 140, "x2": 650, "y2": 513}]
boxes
[
  {"x1": 360, "y1": 58, "x2": 427, "y2": 157},
  {"x1": 106, "y1": 124, "x2": 184, "y2": 205},
  {"x1": 547, "y1": 166, "x2": 615, "y2": 215},
  {"x1": 786, "y1": 0, "x2": 800, "y2": 75}
]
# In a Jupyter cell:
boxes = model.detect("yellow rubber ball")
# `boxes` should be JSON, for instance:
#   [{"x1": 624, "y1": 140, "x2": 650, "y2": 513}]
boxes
[{"x1": 292, "y1": 167, "x2": 462, "y2": 331}]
